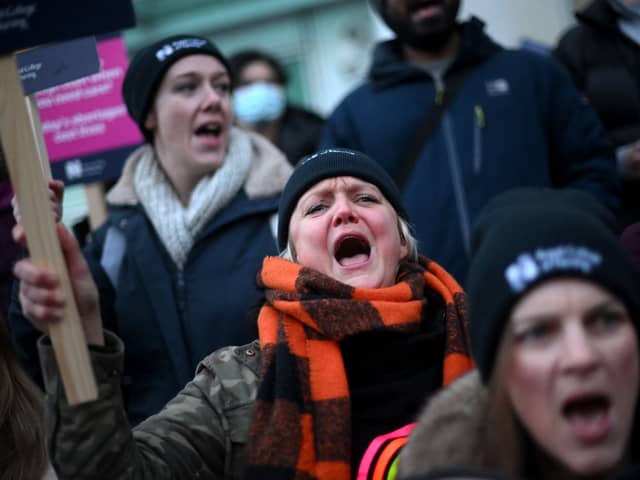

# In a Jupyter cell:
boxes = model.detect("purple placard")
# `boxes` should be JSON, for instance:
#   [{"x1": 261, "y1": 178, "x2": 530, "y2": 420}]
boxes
[{"x1": 35, "y1": 35, "x2": 142, "y2": 184}]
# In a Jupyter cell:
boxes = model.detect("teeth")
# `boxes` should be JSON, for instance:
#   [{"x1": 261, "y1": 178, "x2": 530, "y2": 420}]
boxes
[{"x1": 198, "y1": 124, "x2": 221, "y2": 134}]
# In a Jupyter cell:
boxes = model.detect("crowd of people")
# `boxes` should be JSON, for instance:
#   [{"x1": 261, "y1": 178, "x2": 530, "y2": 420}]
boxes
[{"x1": 2, "y1": 0, "x2": 640, "y2": 479}]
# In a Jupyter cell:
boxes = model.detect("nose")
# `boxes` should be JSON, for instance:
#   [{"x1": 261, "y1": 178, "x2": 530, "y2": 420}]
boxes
[
  {"x1": 332, "y1": 197, "x2": 358, "y2": 227},
  {"x1": 560, "y1": 324, "x2": 599, "y2": 374},
  {"x1": 201, "y1": 84, "x2": 222, "y2": 110}
]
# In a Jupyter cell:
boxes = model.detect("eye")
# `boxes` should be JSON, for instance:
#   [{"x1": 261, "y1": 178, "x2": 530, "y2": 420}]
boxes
[
  {"x1": 212, "y1": 81, "x2": 231, "y2": 96},
  {"x1": 356, "y1": 194, "x2": 379, "y2": 204},
  {"x1": 174, "y1": 81, "x2": 197, "y2": 93},
  {"x1": 513, "y1": 321, "x2": 557, "y2": 346},
  {"x1": 305, "y1": 203, "x2": 327, "y2": 215},
  {"x1": 589, "y1": 308, "x2": 629, "y2": 333}
]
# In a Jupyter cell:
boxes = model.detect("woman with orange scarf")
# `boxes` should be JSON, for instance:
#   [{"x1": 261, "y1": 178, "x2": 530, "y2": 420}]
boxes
[{"x1": 13, "y1": 148, "x2": 473, "y2": 479}]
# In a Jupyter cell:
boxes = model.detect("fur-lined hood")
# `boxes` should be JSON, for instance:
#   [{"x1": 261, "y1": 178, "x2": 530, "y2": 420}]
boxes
[
  {"x1": 106, "y1": 127, "x2": 292, "y2": 206},
  {"x1": 398, "y1": 370, "x2": 488, "y2": 478}
]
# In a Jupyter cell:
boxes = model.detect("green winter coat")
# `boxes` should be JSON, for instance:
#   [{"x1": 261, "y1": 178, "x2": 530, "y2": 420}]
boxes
[{"x1": 40, "y1": 331, "x2": 261, "y2": 479}]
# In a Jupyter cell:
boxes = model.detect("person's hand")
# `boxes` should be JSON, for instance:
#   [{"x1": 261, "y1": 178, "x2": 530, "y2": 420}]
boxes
[
  {"x1": 12, "y1": 178, "x2": 64, "y2": 231},
  {"x1": 618, "y1": 141, "x2": 640, "y2": 180},
  {"x1": 13, "y1": 223, "x2": 104, "y2": 346}
]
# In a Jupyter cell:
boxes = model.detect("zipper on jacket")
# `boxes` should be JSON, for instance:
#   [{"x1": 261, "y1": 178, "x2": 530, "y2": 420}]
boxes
[
  {"x1": 473, "y1": 105, "x2": 484, "y2": 174},
  {"x1": 176, "y1": 270, "x2": 186, "y2": 321},
  {"x1": 434, "y1": 84, "x2": 445, "y2": 105},
  {"x1": 442, "y1": 113, "x2": 472, "y2": 256}
]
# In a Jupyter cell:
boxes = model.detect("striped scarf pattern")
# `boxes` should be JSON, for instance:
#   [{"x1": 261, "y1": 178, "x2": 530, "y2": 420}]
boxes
[{"x1": 246, "y1": 255, "x2": 473, "y2": 479}]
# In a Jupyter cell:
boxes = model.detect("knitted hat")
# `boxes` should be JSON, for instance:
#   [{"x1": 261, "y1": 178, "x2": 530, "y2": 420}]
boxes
[
  {"x1": 277, "y1": 148, "x2": 408, "y2": 251},
  {"x1": 122, "y1": 34, "x2": 231, "y2": 142},
  {"x1": 466, "y1": 187, "x2": 640, "y2": 382}
]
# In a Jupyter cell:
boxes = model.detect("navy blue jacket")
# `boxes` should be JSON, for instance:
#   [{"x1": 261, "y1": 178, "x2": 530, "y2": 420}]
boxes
[
  {"x1": 9, "y1": 135, "x2": 291, "y2": 425},
  {"x1": 321, "y1": 18, "x2": 620, "y2": 283}
]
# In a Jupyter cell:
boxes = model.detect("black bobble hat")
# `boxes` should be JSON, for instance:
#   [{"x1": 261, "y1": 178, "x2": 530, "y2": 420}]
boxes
[
  {"x1": 277, "y1": 148, "x2": 408, "y2": 251},
  {"x1": 466, "y1": 187, "x2": 640, "y2": 382},
  {"x1": 122, "y1": 34, "x2": 231, "y2": 143}
]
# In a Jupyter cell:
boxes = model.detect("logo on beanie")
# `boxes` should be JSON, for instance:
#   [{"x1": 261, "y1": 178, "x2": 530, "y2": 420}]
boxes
[
  {"x1": 155, "y1": 38, "x2": 208, "y2": 62},
  {"x1": 300, "y1": 148, "x2": 356, "y2": 166},
  {"x1": 505, "y1": 245, "x2": 602, "y2": 292}
]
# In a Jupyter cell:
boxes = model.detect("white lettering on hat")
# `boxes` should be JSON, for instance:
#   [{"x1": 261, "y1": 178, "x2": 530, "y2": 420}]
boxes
[
  {"x1": 300, "y1": 148, "x2": 355, "y2": 166},
  {"x1": 155, "y1": 38, "x2": 208, "y2": 62},
  {"x1": 504, "y1": 245, "x2": 602, "y2": 292}
]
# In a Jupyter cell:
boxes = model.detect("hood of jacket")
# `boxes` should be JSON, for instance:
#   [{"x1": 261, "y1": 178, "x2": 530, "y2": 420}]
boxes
[
  {"x1": 397, "y1": 370, "x2": 488, "y2": 478},
  {"x1": 368, "y1": 16, "x2": 502, "y2": 90},
  {"x1": 106, "y1": 127, "x2": 292, "y2": 206},
  {"x1": 577, "y1": 0, "x2": 621, "y2": 33}
]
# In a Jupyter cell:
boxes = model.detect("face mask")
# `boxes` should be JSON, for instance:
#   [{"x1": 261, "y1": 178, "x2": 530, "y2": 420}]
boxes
[{"x1": 233, "y1": 82, "x2": 286, "y2": 124}]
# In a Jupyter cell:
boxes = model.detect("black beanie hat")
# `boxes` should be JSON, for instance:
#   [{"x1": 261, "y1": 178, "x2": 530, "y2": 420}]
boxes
[
  {"x1": 466, "y1": 187, "x2": 640, "y2": 382},
  {"x1": 122, "y1": 34, "x2": 231, "y2": 143},
  {"x1": 277, "y1": 148, "x2": 408, "y2": 251}
]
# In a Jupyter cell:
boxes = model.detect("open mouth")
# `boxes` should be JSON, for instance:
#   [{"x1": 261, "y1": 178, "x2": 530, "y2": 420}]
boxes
[
  {"x1": 408, "y1": 0, "x2": 442, "y2": 13},
  {"x1": 334, "y1": 235, "x2": 371, "y2": 267},
  {"x1": 195, "y1": 122, "x2": 222, "y2": 137},
  {"x1": 562, "y1": 393, "x2": 611, "y2": 442}
]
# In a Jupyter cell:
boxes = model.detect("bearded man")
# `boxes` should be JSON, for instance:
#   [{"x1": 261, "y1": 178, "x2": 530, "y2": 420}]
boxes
[{"x1": 321, "y1": 0, "x2": 621, "y2": 285}]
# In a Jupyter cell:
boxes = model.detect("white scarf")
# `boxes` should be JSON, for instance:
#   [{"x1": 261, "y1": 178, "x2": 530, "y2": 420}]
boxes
[{"x1": 134, "y1": 127, "x2": 252, "y2": 269}]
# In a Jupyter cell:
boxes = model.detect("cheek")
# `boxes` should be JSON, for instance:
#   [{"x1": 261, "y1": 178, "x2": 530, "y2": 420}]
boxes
[
  {"x1": 612, "y1": 332, "x2": 640, "y2": 410},
  {"x1": 506, "y1": 353, "x2": 554, "y2": 440},
  {"x1": 289, "y1": 221, "x2": 326, "y2": 264}
]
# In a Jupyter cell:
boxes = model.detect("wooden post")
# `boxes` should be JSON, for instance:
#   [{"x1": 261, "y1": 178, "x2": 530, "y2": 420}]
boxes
[
  {"x1": 84, "y1": 182, "x2": 108, "y2": 231},
  {"x1": 0, "y1": 54, "x2": 97, "y2": 404}
]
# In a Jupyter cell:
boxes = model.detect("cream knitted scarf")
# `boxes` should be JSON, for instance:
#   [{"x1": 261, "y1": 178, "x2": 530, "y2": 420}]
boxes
[{"x1": 134, "y1": 127, "x2": 252, "y2": 269}]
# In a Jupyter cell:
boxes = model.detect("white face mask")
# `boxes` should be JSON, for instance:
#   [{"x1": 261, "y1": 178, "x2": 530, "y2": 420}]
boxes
[{"x1": 233, "y1": 82, "x2": 286, "y2": 125}]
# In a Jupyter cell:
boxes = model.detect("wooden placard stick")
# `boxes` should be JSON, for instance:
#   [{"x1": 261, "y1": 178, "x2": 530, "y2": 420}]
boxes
[
  {"x1": 0, "y1": 53, "x2": 97, "y2": 404},
  {"x1": 25, "y1": 94, "x2": 52, "y2": 180}
]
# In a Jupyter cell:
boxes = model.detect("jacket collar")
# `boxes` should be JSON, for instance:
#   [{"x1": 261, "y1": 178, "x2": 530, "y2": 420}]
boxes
[
  {"x1": 106, "y1": 128, "x2": 292, "y2": 207},
  {"x1": 369, "y1": 16, "x2": 502, "y2": 90},
  {"x1": 397, "y1": 370, "x2": 488, "y2": 476},
  {"x1": 577, "y1": 0, "x2": 621, "y2": 33}
]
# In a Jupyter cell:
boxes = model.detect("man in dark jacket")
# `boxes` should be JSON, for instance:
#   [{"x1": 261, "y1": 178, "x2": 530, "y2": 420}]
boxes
[
  {"x1": 554, "y1": 0, "x2": 640, "y2": 227},
  {"x1": 320, "y1": 0, "x2": 620, "y2": 283}
]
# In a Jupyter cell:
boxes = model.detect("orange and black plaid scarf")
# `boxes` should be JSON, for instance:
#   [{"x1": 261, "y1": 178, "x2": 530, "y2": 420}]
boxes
[{"x1": 245, "y1": 255, "x2": 473, "y2": 479}]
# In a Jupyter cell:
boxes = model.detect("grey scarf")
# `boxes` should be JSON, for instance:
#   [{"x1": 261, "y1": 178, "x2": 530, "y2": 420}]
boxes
[{"x1": 134, "y1": 127, "x2": 252, "y2": 269}]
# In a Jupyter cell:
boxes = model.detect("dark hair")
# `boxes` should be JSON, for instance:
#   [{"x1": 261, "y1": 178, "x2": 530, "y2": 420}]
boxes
[
  {"x1": 228, "y1": 49, "x2": 288, "y2": 88},
  {"x1": 0, "y1": 315, "x2": 48, "y2": 479}
]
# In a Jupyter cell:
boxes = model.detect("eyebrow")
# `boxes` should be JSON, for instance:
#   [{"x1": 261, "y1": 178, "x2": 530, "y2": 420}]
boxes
[
  {"x1": 170, "y1": 70, "x2": 229, "y2": 81},
  {"x1": 510, "y1": 299, "x2": 625, "y2": 327}
]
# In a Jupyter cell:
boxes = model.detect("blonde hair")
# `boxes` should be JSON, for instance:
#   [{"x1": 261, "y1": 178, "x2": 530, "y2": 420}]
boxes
[{"x1": 0, "y1": 315, "x2": 48, "y2": 480}]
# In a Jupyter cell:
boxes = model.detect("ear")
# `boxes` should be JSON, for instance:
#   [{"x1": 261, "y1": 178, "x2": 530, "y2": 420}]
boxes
[
  {"x1": 144, "y1": 109, "x2": 157, "y2": 131},
  {"x1": 399, "y1": 236, "x2": 410, "y2": 259},
  {"x1": 398, "y1": 220, "x2": 410, "y2": 259}
]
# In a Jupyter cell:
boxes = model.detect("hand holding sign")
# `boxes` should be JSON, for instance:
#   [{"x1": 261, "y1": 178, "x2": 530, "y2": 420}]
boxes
[{"x1": 0, "y1": 0, "x2": 135, "y2": 404}]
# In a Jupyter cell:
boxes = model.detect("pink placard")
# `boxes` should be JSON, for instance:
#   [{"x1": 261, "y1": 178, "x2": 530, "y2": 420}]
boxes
[{"x1": 36, "y1": 35, "x2": 142, "y2": 163}]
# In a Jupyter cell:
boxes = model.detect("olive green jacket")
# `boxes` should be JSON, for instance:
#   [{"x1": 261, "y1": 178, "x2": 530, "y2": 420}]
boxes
[{"x1": 39, "y1": 331, "x2": 261, "y2": 479}]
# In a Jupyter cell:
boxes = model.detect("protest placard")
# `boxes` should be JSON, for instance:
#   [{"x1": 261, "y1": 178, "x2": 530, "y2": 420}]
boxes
[{"x1": 0, "y1": 0, "x2": 136, "y2": 404}]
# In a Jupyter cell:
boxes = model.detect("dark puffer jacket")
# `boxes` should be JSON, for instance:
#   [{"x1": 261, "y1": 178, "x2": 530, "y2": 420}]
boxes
[
  {"x1": 554, "y1": 0, "x2": 640, "y2": 225},
  {"x1": 322, "y1": 17, "x2": 619, "y2": 283},
  {"x1": 9, "y1": 131, "x2": 292, "y2": 426}
]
